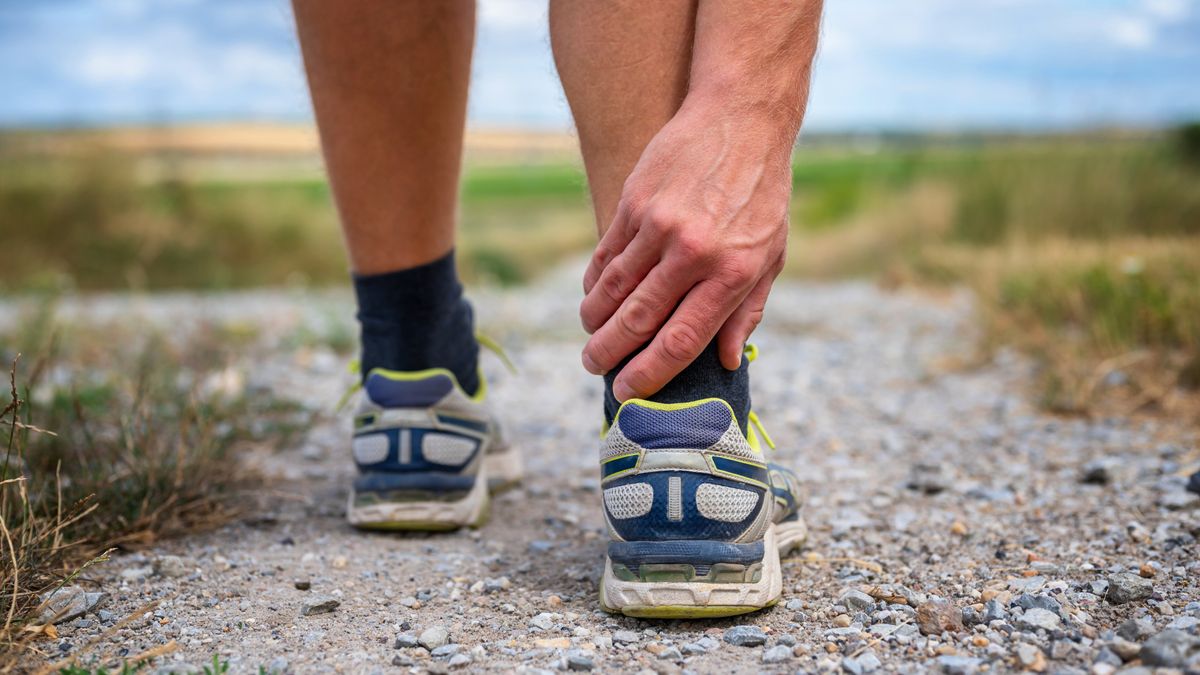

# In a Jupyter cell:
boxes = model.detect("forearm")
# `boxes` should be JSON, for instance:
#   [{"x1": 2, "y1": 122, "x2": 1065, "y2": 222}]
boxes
[{"x1": 687, "y1": 0, "x2": 823, "y2": 149}]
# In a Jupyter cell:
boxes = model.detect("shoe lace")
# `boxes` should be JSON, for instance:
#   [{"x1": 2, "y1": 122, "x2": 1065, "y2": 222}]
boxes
[
  {"x1": 336, "y1": 331, "x2": 516, "y2": 411},
  {"x1": 743, "y1": 343, "x2": 776, "y2": 450}
]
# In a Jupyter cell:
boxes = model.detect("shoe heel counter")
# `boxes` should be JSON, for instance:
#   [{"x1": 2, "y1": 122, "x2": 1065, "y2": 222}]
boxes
[{"x1": 601, "y1": 400, "x2": 770, "y2": 543}]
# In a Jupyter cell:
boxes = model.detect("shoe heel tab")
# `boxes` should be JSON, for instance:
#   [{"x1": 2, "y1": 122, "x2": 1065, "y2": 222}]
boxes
[
  {"x1": 364, "y1": 367, "x2": 463, "y2": 407},
  {"x1": 612, "y1": 398, "x2": 735, "y2": 451}
]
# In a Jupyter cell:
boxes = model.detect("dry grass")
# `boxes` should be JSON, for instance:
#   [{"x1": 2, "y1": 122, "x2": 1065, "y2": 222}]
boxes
[
  {"x1": 0, "y1": 311, "x2": 313, "y2": 669},
  {"x1": 788, "y1": 135, "x2": 1200, "y2": 419}
]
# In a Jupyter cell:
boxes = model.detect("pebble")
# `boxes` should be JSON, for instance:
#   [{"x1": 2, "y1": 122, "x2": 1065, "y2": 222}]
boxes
[
  {"x1": 300, "y1": 596, "x2": 339, "y2": 616},
  {"x1": 613, "y1": 630, "x2": 640, "y2": 645},
  {"x1": 833, "y1": 614, "x2": 852, "y2": 627},
  {"x1": 841, "y1": 650, "x2": 881, "y2": 673},
  {"x1": 982, "y1": 599, "x2": 1007, "y2": 623},
  {"x1": 419, "y1": 625, "x2": 451, "y2": 650},
  {"x1": 154, "y1": 555, "x2": 191, "y2": 578},
  {"x1": 723, "y1": 625, "x2": 767, "y2": 647},
  {"x1": 294, "y1": 580, "x2": 311, "y2": 591},
  {"x1": 1015, "y1": 643, "x2": 1047, "y2": 672},
  {"x1": 1013, "y1": 593, "x2": 1062, "y2": 618},
  {"x1": 907, "y1": 462, "x2": 949, "y2": 494},
  {"x1": 565, "y1": 650, "x2": 594, "y2": 671},
  {"x1": 934, "y1": 655, "x2": 981, "y2": 674},
  {"x1": 916, "y1": 598, "x2": 963, "y2": 635},
  {"x1": 38, "y1": 588, "x2": 109, "y2": 625},
  {"x1": 762, "y1": 645, "x2": 792, "y2": 664},
  {"x1": 1139, "y1": 629, "x2": 1199, "y2": 668},
  {"x1": 1116, "y1": 617, "x2": 1155, "y2": 641},
  {"x1": 431, "y1": 644, "x2": 460, "y2": 658},
  {"x1": 529, "y1": 612, "x2": 556, "y2": 631},
  {"x1": 394, "y1": 634, "x2": 420, "y2": 649},
  {"x1": 840, "y1": 589, "x2": 874, "y2": 612},
  {"x1": 1014, "y1": 608, "x2": 1062, "y2": 632},
  {"x1": 1105, "y1": 573, "x2": 1153, "y2": 605},
  {"x1": 447, "y1": 654, "x2": 472, "y2": 668},
  {"x1": 1108, "y1": 637, "x2": 1140, "y2": 662}
]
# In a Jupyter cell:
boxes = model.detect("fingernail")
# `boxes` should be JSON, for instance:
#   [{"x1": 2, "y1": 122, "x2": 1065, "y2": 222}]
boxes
[
  {"x1": 582, "y1": 352, "x2": 603, "y2": 375},
  {"x1": 613, "y1": 381, "x2": 634, "y2": 402}
]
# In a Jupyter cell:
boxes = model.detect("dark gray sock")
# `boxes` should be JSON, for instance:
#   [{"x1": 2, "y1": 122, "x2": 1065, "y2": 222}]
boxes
[
  {"x1": 352, "y1": 250, "x2": 479, "y2": 396},
  {"x1": 604, "y1": 341, "x2": 751, "y2": 433}
]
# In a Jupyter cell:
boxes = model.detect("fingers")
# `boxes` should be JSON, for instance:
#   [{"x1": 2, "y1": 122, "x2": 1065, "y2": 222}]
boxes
[
  {"x1": 581, "y1": 263, "x2": 692, "y2": 375},
  {"x1": 717, "y1": 272, "x2": 775, "y2": 369},
  {"x1": 611, "y1": 279, "x2": 751, "y2": 402},
  {"x1": 582, "y1": 199, "x2": 638, "y2": 295},
  {"x1": 579, "y1": 235, "x2": 659, "y2": 334}
]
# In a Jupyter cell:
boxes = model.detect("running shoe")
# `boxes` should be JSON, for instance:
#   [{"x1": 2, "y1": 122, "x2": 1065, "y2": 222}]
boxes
[
  {"x1": 597, "y1": 394, "x2": 806, "y2": 618},
  {"x1": 346, "y1": 363, "x2": 519, "y2": 530}
]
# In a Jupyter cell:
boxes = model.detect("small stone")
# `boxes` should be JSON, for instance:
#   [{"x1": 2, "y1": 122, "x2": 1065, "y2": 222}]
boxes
[
  {"x1": 1014, "y1": 607, "x2": 1061, "y2": 632},
  {"x1": 1140, "y1": 629, "x2": 1200, "y2": 668},
  {"x1": 391, "y1": 654, "x2": 414, "y2": 667},
  {"x1": 300, "y1": 596, "x2": 339, "y2": 616},
  {"x1": 1116, "y1": 617, "x2": 1155, "y2": 641},
  {"x1": 529, "y1": 612, "x2": 556, "y2": 631},
  {"x1": 971, "y1": 636, "x2": 989, "y2": 648},
  {"x1": 935, "y1": 655, "x2": 981, "y2": 674},
  {"x1": 840, "y1": 589, "x2": 874, "y2": 612},
  {"x1": 1186, "y1": 470, "x2": 1200, "y2": 495},
  {"x1": 916, "y1": 598, "x2": 964, "y2": 635},
  {"x1": 1138, "y1": 562, "x2": 1156, "y2": 578},
  {"x1": 534, "y1": 637, "x2": 570, "y2": 649},
  {"x1": 1013, "y1": 593, "x2": 1063, "y2": 618},
  {"x1": 294, "y1": 580, "x2": 311, "y2": 591},
  {"x1": 547, "y1": 595, "x2": 563, "y2": 609},
  {"x1": 96, "y1": 610, "x2": 116, "y2": 623},
  {"x1": 1080, "y1": 458, "x2": 1116, "y2": 485},
  {"x1": 566, "y1": 650, "x2": 595, "y2": 671},
  {"x1": 419, "y1": 625, "x2": 451, "y2": 650},
  {"x1": 763, "y1": 645, "x2": 792, "y2": 664},
  {"x1": 1105, "y1": 573, "x2": 1153, "y2": 605},
  {"x1": 777, "y1": 634, "x2": 797, "y2": 647},
  {"x1": 394, "y1": 634, "x2": 420, "y2": 649},
  {"x1": 120, "y1": 566, "x2": 153, "y2": 581},
  {"x1": 982, "y1": 599, "x2": 1007, "y2": 623},
  {"x1": 950, "y1": 521, "x2": 969, "y2": 536},
  {"x1": 907, "y1": 462, "x2": 949, "y2": 494},
  {"x1": 1108, "y1": 637, "x2": 1140, "y2": 662},
  {"x1": 723, "y1": 625, "x2": 767, "y2": 647},
  {"x1": 331, "y1": 555, "x2": 348, "y2": 568},
  {"x1": 447, "y1": 654, "x2": 471, "y2": 668},
  {"x1": 431, "y1": 644, "x2": 460, "y2": 658},
  {"x1": 38, "y1": 588, "x2": 109, "y2": 625},
  {"x1": 1015, "y1": 643, "x2": 1047, "y2": 672},
  {"x1": 785, "y1": 599, "x2": 805, "y2": 611},
  {"x1": 613, "y1": 630, "x2": 640, "y2": 645},
  {"x1": 961, "y1": 606, "x2": 983, "y2": 627},
  {"x1": 154, "y1": 555, "x2": 190, "y2": 578},
  {"x1": 834, "y1": 614, "x2": 852, "y2": 628},
  {"x1": 681, "y1": 643, "x2": 707, "y2": 655}
]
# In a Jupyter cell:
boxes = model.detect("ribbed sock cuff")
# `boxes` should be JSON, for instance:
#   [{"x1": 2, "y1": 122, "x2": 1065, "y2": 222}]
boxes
[
  {"x1": 603, "y1": 340, "x2": 750, "y2": 433},
  {"x1": 352, "y1": 250, "x2": 480, "y2": 395}
]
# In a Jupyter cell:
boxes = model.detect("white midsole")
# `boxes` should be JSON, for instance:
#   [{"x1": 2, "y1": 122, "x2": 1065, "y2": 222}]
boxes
[
  {"x1": 346, "y1": 464, "x2": 489, "y2": 527},
  {"x1": 484, "y1": 444, "x2": 523, "y2": 489},
  {"x1": 601, "y1": 523, "x2": 785, "y2": 610}
]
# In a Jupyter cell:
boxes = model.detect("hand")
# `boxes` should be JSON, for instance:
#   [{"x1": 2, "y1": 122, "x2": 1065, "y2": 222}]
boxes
[{"x1": 579, "y1": 96, "x2": 792, "y2": 402}]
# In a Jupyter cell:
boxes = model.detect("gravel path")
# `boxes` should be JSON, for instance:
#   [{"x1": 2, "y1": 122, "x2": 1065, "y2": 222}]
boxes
[{"x1": 18, "y1": 262, "x2": 1199, "y2": 674}]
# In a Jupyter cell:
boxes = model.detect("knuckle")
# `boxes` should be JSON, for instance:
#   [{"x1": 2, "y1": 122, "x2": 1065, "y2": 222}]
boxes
[
  {"x1": 720, "y1": 258, "x2": 759, "y2": 287},
  {"x1": 674, "y1": 231, "x2": 715, "y2": 264},
  {"x1": 661, "y1": 320, "x2": 706, "y2": 364},
  {"x1": 598, "y1": 268, "x2": 627, "y2": 303},
  {"x1": 617, "y1": 296, "x2": 659, "y2": 340}
]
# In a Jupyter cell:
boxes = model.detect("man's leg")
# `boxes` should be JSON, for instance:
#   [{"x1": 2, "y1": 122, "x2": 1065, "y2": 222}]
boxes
[
  {"x1": 293, "y1": 0, "x2": 479, "y2": 393},
  {"x1": 294, "y1": 2, "x2": 514, "y2": 530},
  {"x1": 550, "y1": 0, "x2": 751, "y2": 431}
]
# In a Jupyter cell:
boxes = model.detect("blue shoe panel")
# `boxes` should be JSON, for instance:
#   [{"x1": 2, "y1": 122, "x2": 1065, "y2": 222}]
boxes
[
  {"x1": 607, "y1": 539, "x2": 765, "y2": 567},
  {"x1": 353, "y1": 426, "x2": 480, "y2": 474},
  {"x1": 616, "y1": 400, "x2": 731, "y2": 450},
  {"x1": 604, "y1": 472, "x2": 765, "y2": 542},
  {"x1": 364, "y1": 372, "x2": 455, "y2": 408}
]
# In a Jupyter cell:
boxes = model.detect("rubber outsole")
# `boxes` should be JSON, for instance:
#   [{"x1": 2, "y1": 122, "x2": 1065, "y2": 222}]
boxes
[
  {"x1": 347, "y1": 463, "x2": 490, "y2": 531},
  {"x1": 599, "y1": 519, "x2": 807, "y2": 619}
]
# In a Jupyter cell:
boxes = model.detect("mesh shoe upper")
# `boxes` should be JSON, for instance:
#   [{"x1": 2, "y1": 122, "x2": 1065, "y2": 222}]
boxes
[{"x1": 600, "y1": 399, "x2": 789, "y2": 545}]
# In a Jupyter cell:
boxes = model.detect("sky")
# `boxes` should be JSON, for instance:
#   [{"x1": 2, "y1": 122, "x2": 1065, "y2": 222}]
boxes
[{"x1": 0, "y1": 0, "x2": 1197, "y2": 131}]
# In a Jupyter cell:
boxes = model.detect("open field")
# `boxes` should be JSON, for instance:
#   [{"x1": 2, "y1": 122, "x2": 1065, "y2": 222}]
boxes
[{"x1": 2, "y1": 125, "x2": 1197, "y2": 416}]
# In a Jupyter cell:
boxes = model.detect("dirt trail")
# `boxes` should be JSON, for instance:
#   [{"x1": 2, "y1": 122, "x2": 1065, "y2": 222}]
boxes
[{"x1": 22, "y1": 263, "x2": 1199, "y2": 673}]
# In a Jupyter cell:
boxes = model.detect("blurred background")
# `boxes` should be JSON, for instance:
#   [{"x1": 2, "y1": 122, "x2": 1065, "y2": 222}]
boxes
[{"x1": 1, "y1": 0, "x2": 1198, "y2": 412}]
